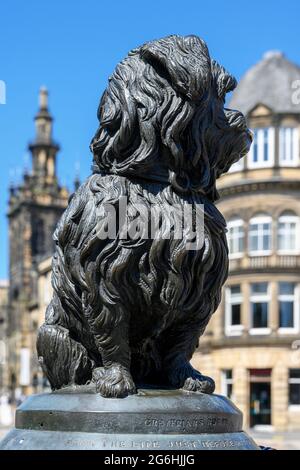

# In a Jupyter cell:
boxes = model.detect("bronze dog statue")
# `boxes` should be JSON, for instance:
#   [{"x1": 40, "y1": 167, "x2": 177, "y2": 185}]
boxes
[{"x1": 37, "y1": 35, "x2": 252, "y2": 398}]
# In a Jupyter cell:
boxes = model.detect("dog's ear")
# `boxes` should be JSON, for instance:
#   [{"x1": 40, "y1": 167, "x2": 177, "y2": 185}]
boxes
[
  {"x1": 211, "y1": 60, "x2": 237, "y2": 101},
  {"x1": 140, "y1": 35, "x2": 211, "y2": 101}
]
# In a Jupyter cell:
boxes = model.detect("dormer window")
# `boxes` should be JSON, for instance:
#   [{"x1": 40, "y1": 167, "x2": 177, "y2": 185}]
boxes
[
  {"x1": 279, "y1": 127, "x2": 299, "y2": 167},
  {"x1": 248, "y1": 128, "x2": 275, "y2": 169}
]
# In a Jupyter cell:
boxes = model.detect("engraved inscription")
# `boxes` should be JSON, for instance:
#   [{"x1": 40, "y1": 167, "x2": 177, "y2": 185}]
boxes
[
  {"x1": 131, "y1": 440, "x2": 161, "y2": 449},
  {"x1": 169, "y1": 440, "x2": 198, "y2": 449},
  {"x1": 65, "y1": 439, "x2": 97, "y2": 448},
  {"x1": 168, "y1": 438, "x2": 248, "y2": 449},
  {"x1": 144, "y1": 416, "x2": 229, "y2": 432},
  {"x1": 109, "y1": 440, "x2": 127, "y2": 448},
  {"x1": 201, "y1": 439, "x2": 245, "y2": 449},
  {"x1": 62, "y1": 436, "x2": 250, "y2": 450}
]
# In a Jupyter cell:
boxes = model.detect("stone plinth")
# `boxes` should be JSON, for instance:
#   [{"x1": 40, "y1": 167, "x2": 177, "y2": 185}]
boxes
[{"x1": 0, "y1": 388, "x2": 259, "y2": 450}]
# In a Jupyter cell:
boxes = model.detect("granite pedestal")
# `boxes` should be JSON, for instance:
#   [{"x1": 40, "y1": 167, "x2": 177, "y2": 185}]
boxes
[{"x1": 0, "y1": 387, "x2": 259, "y2": 450}]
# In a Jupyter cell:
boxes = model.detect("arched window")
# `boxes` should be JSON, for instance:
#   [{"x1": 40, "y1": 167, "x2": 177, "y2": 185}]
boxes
[
  {"x1": 248, "y1": 128, "x2": 275, "y2": 168},
  {"x1": 227, "y1": 218, "x2": 244, "y2": 257},
  {"x1": 249, "y1": 214, "x2": 272, "y2": 255},
  {"x1": 277, "y1": 211, "x2": 300, "y2": 254}
]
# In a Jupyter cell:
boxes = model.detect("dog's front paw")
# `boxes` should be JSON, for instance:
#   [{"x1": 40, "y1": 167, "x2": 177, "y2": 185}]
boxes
[
  {"x1": 93, "y1": 364, "x2": 136, "y2": 398},
  {"x1": 183, "y1": 372, "x2": 215, "y2": 394},
  {"x1": 167, "y1": 362, "x2": 215, "y2": 394}
]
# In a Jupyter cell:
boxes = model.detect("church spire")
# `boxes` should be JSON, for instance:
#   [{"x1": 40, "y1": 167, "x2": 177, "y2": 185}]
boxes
[
  {"x1": 33, "y1": 87, "x2": 54, "y2": 145},
  {"x1": 29, "y1": 87, "x2": 60, "y2": 185}
]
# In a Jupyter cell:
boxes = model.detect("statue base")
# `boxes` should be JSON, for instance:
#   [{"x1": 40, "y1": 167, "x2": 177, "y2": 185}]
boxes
[{"x1": 0, "y1": 388, "x2": 259, "y2": 450}]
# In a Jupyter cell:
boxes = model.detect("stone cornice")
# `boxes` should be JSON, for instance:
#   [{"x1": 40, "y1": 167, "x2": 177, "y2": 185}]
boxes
[
  {"x1": 219, "y1": 178, "x2": 300, "y2": 199},
  {"x1": 199, "y1": 334, "x2": 297, "y2": 351}
]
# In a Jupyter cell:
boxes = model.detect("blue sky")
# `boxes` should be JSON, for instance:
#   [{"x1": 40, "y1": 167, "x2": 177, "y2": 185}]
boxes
[{"x1": 1, "y1": 0, "x2": 300, "y2": 279}]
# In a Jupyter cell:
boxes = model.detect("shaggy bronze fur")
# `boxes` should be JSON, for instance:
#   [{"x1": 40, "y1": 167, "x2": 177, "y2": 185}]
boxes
[{"x1": 37, "y1": 35, "x2": 252, "y2": 398}]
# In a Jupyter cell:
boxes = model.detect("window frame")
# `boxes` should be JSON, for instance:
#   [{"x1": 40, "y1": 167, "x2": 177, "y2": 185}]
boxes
[
  {"x1": 225, "y1": 285, "x2": 244, "y2": 336},
  {"x1": 249, "y1": 282, "x2": 271, "y2": 335},
  {"x1": 279, "y1": 127, "x2": 299, "y2": 167},
  {"x1": 248, "y1": 127, "x2": 275, "y2": 169},
  {"x1": 277, "y1": 214, "x2": 300, "y2": 255},
  {"x1": 288, "y1": 369, "x2": 300, "y2": 410},
  {"x1": 248, "y1": 215, "x2": 272, "y2": 256},
  {"x1": 221, "y1": 369, "x2": 234, "y2": 400},
  {"x1": 227, "y1": 219, "x2": 245, "y2": 259},
  {"x1": 278, "y1": 283, "x2": 300, "y2": 334}
]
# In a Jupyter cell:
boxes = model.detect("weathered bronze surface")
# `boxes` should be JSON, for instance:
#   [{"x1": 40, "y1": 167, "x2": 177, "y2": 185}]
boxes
[
  {"x1": 0, "y1": 390, "x2": 259, "y2": 450},
  {"x1": 36, "y1": 35, "x2": 252, "y2": 398},
  {"x1": 0, "y1": 35, "x2": 256, "y2": 451}
]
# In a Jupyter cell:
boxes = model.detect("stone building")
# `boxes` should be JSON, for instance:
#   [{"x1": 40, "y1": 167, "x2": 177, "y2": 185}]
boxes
[
  {"x1": 0, "y1": 280, "x2": 8, "y2": 394},
  {"x1": 7, "y1": 89, "x2": 69, "y2": 396},
  {"x1": 193, "y1": 51, "x2": 300, "y2": 431},
  {"x1": 26, "y1": 257, "x2": 53, "y2": 394}
]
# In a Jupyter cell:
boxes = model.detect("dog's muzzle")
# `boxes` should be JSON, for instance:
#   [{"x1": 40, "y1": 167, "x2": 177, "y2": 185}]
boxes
[{"x1": 225, "y1": 108, "x2": 249, "y2": 133}]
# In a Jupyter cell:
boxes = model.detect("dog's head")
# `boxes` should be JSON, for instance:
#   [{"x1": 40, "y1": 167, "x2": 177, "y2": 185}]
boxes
[{"x1": 91, "y1": 35, "x2": 252, "y2": 200}]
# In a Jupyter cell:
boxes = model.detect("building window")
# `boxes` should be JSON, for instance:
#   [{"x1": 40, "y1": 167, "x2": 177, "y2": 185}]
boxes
[
  {"x1": 221, "y1": 369, "x2": 233, "y2": 400},
  {"x1": 38, "y1": 123, "x2": 46, "y2": 140},
  {"x1": 278, "y1": 282, "x2": 299, "y2": 332},
  {"x1": 31, "y1": 218, "x2": 45, "y2": 256},
  {"x1": 250, "y1": 282, "x2": 270, "y2": 334},
  {"x1": 289, "y1": 369, "x2": 300, "y2": 406},
  {"x1": 225, "y1": 285, "x2": 243, "y2": 335},
  {"x1": 248, "y1": 128, "x2": 275, "y2": 168},
  {"x1": 249, "y1": 215, "x2": 272, "y2": 255},
  {"x1": 227, "y1": 219, "x2": 244, "y2": 258},
  {"x1": 277, "y1": 212, "x2": 300, "y2": 254},
  {"x1": 12, "y1": 287, "x2": 19, "y2": 300},
  {"x1": 279, "y1": 127, "x2": 299, "y2": 167}
]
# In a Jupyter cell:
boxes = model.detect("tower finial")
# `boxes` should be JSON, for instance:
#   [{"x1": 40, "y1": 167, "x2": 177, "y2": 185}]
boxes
[
  {"x1": 29, "y1": 88, "x2": 59, "y2": 181},
  {"x1": 39, "y1": 86, "x2": 48, "y2": 110}
]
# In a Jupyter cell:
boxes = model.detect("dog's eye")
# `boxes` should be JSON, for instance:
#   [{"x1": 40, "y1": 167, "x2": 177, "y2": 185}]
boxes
[{"x1": 146, "y1": 56, "x2": 173, "y2": 84}]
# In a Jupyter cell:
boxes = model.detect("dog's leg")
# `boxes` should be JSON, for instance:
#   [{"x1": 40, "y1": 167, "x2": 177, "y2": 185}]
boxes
[
  {"x1": 88, "y1": 306, "x2": 136, "y2": 398},
  {"x1": 37, "y1": 323, "x2": 94, "y2": 390},
  {"x1": 160, "y1": 323, "x2": 215, "y2": 394}
]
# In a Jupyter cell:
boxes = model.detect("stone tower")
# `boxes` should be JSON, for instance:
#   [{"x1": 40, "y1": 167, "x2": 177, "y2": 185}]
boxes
[{"x1": 7, "y1": 88, "x2": 69, "y2": 394}]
